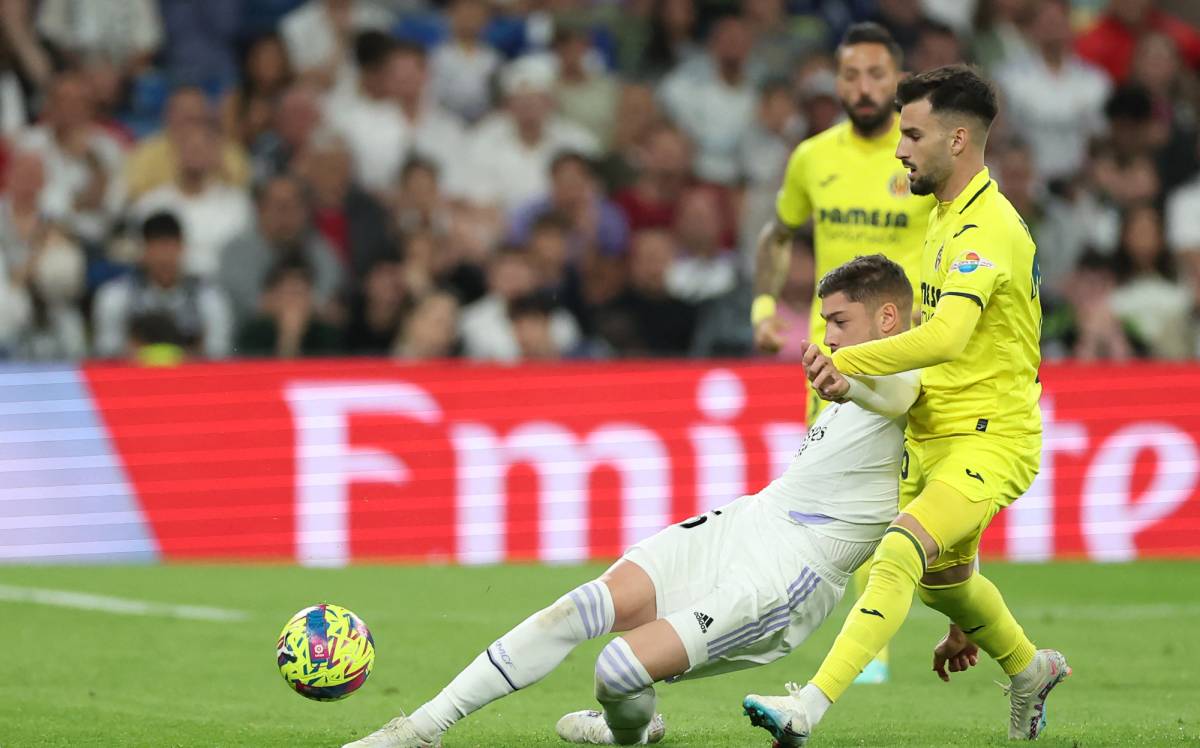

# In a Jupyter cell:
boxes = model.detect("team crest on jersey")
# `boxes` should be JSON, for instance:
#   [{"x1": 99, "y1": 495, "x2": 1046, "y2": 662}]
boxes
[
  {"x1": 889, "y1": 171, "x2": 910, "y2": 198},
  {"x1": 950, "y1": 251, "x2": 993, "y2": 274}
]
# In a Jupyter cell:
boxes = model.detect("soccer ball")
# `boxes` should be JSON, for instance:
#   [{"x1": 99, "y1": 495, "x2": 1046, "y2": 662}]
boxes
[{"x1": 276, "y1": 603, "x2": 376, "y2": 701}]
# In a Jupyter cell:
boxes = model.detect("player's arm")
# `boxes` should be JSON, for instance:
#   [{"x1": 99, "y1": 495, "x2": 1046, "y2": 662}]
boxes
[
  {"x1": 841, "y1": 370, "x2": 921, "y2": 420},
  {"x1": 753, "y1": 145, "x2": 811, "y2": 352}
]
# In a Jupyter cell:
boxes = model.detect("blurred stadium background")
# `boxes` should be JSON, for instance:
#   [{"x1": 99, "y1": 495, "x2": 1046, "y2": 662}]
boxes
[{"x1": 1, "y1": 0, "x2": 1199, "y2": 745}]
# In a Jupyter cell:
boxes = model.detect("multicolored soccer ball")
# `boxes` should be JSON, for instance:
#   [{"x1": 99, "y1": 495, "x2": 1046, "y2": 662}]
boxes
[{"x1": 276, "y1": 603, "x2": 376, "y2": 701}]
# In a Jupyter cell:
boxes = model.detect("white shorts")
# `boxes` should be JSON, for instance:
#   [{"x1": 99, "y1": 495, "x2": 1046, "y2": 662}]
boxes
[{"x1": 622, "y1": 495, "x2": 877, "y2": 680}]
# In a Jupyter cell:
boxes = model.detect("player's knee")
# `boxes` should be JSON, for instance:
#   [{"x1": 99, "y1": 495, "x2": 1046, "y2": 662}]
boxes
[
  {"x1": 552, "y1": 580, "x2": 614, "y2": 641},
  {"x1": 871, "y1": 527, "x2": 928, "y2": 585},
  {"x1": 594, "y1": 639, "x2": 653, "y2": 702}
]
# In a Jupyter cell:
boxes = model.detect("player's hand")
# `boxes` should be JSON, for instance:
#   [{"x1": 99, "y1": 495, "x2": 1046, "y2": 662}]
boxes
[
  {"x1": 932, "y1": 624, "x2": 979, "y2": 682},
  {"x1": 754, "y1": 316, "x2": 788, "y2": 354},
  {"x1": 802, "y1": 344, "x2": 849, "y2": 401}
]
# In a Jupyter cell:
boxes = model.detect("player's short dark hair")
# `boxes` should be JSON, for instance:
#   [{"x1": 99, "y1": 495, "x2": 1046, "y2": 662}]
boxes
[
  {"x1": 817, "y1": 254, "x2": 913, "y2": 313},
  {"x1": 142, "y1": 211, "x2": 183, "y2": 243},
  {"x1": 355, "y1": 30, "x2": 396, "y2": 70},
  {"x1": 896, "y1": 64, "x2": 999, "y2": 129},
  {"x1": 838, "y1": 22, "x2": 903, "y2": 68}
]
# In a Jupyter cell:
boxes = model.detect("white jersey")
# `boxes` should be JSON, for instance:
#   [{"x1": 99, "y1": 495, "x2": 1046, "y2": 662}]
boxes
[{"x1": 757, "y1": 370, "x2": 920, "y2": 542}]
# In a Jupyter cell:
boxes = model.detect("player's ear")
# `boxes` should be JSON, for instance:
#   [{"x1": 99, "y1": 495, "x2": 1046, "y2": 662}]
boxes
[
  {"x1": 878, "y1": 301, "x2": 899, "y2": 334},
  {"x1": 950, "y1": 125, "x2": 968, "y2": 156}
]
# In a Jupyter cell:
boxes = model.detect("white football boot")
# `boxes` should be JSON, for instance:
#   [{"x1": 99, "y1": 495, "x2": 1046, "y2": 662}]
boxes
[
  {"x1": 1002, "y1": 649, "x2": 1072, "y2": 740},
  {"x1": 341, "y1": 715, "x2": 441, "y2": 748},
  {"x1": 742, "y1": 682, "x2": 812, "y2": 748},
  {"x1": 555, "y1": 710, "x2": 666, "y2": 745}
]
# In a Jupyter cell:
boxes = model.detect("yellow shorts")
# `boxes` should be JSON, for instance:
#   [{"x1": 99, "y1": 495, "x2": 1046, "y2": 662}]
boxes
[{"x1": 899, "y1": 434, "x2": 1040, "y2": 573}]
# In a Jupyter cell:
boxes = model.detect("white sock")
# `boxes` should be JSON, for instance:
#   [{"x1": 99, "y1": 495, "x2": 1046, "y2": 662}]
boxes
[
  {"x1": 410, "y1": 580, "x2": 615, "y2": 736},
  {"x1": 595, "y1": 638, "x2": 657, "y2": 745},
  {"x1": 797, "y1": 683, "x2": 832, "y2": 726}
]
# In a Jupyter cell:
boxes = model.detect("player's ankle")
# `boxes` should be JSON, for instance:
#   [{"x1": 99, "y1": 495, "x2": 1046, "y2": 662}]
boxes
[{"x1": 797, "y1": 683, "x2": 832, "y2": 725}]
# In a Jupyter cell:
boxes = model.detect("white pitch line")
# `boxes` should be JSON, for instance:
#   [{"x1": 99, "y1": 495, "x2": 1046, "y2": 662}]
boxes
[{"x1": 0, "y1": 584, "x2": 250, "y2": 621}]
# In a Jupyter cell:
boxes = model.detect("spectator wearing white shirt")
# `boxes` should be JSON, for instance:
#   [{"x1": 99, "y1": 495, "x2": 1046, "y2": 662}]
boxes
[
  {"x1": 996, "y1": 0, "x2": 1111, "y2": 182},
  {"x1": 134, "y1": 121, "x2": 253, "y2": 280},
  {"x1": 280, "y1": 0, "x2": 392, "y2": 93},
  {"x1": 658, "y1": 15, "x2": 758, "y2": 186},
  {"x1": 16, "y1": 71, "x2": 125, "y2": 246},
  {"x1": 325, "y1": 31, "x2": 411, "y2": 196},
  {"x1": 92, "y1": 212, "x2": 233, "y2": 360},
  {"x1": 1110, "y1": 202, "x2": 1194, "y2": 359},
  {"x1": 463, "y1": 56, "x2": 599, "y2": 213},
  {"x1": 392, "y1": 40, "x2": 470, "y2": 200},
  {"x1": 666, "y1": 186, "x2": 737, "y2": 303},
  {"x1": 429, "y1": 0, "x2": 501, "y2": 123},
  {"x1": 36, "y1": 0, "x2": 161, "y2": 70}
]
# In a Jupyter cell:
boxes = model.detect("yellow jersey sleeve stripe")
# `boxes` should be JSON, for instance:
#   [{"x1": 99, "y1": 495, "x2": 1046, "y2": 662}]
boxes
[{"x1": 942, "y1": 291, "x2": 984, "y2": 309}]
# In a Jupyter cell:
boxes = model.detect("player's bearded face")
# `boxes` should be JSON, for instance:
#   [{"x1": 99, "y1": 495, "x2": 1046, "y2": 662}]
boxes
[
  {"x1": 835, "y1": 43, "x2": 900, "y2": 135},
  {"x1": 841, "y1": 92, "x2": 892, "y2": 134},
  {"x1": 896, "y1": 99, "x2": 952, "y2": 196}
]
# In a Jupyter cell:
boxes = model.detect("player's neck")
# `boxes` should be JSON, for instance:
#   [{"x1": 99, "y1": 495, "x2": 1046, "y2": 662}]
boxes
[{"x1": 936, "y1": 156, "x2": 986, "y2": 204}]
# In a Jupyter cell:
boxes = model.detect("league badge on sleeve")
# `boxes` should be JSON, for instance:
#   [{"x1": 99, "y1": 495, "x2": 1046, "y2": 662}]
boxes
[{"x1": 949, "y1": 251, "x2": 993, "y2": 274}]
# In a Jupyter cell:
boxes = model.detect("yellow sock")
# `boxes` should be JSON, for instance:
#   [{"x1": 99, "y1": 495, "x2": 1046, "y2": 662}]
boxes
[
  {"x1": 919, "y1": 573, "x2": 1036, "y2": 676},
  {"x1": 852, "y1": 561, "x2": 889, "y2": 667},
  {"x1": 810, "y1": 527, "x2": 925, "y2": 702}
]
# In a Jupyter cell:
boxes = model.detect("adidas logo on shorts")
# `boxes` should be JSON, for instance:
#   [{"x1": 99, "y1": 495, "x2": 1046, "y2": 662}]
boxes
[{"x1": 694, "y1": 611, "x2": 714, "y2": 633}]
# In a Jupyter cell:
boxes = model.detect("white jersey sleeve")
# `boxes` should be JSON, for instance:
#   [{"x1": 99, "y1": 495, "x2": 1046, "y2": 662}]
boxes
[{"x1": 756, "y1": 372, "x2": 915, "y2": 542}]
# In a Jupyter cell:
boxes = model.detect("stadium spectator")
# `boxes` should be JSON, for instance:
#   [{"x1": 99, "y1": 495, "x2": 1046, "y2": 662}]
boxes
[
  {"x1": 344, "y1": 252, "x2": 406, "y2": 355},
  {"x1": 1166, "y1": 133, "x2": 1200, "y2": 294},
  {"x1": 16, "y1": 71, "x2": 126, "y2": 247},
  {"x1": 459, "y1": 245, "x2": 580, "y2": 362},
  {"x1": 1042, "y1": 249, "x2": 1143, "y2": 361},
  {"x1": 393, "y1": 289, "x2": 460, "y2": 359},
  {"x1": 429, "y1": 0, "x2": 501, "y2": 123},
  {"x1": 393, "y1": 157, "x2": 453, "y2": 239},
  {"x1": 658, "y1": 15, "x2": 757, "y2": 186},
  {"x1": 293, "y1": 133, "x2": 394, "y2": 285},
  {"x1": 1129, "y1": 31, "x2": 1200, "y2": 192},
  {"x1": 462, "y1": 55, "x2": 599, "y2": 212},
  {"x1": 125, "y1": 86, "x2": 251, "y2": 201},
  {"x1": 235, "y1": 260, "x2": 343, "y2": 358},
  {"x1": 134, "y1": 120, "x2": 254, "y2": 280},
  {"x1": 218, "y1": 175, "x2": 344, "y2": 326},
  {"x1": 796, "y1": 62, "x2": 843, "y2": 137},
  {"x1": 738, "y1": 79, "x2": 803, "y2": 274},
  {"x1": 1109, "y1": 202, "x2": 1194, "y2": 359},
  {"x1": 553, "y1": 23, "x2": 620, "y2": 148},
  {"x1": 996, "y1": 0, "x2": 1111, "y2": 182},
  {"x1": 0, "y1": 0, "x2": 53, "y2": 101},
  {"x1": 909, "y1": 20, "x2": 965, "y2": 73},
  {"x1": 969, "y1": 0, "x2": 1035, "y2": 74},
  {"x1": 324, "y1": 31, "x2": 410, "y2": 195},
  {"x1": 613, "y1": 123, "x2": 693, "y2": 233},
  {"x1": 867, "y1": 0, "x2": 925, "y2": 57},
  {"x1": 0, "y1": 148, "x2": 86, "y2": 359},
  {"x1": 600, "y1": 82, "x2": 666, "y2": 191},
  {"x1": 596, "y1": 228, "x2": 696, "y2": 356},
  {"x1": 1075, "y1": 0, "x2": 1200, "y2": 84},
  {"x1": 507, "y1": 151, "x2": 629, "y2": 261},
  {"x1": 159, "y1": 0, "x2": 241, "y2": 91},
  {"x1": 633, "y1": 0, "x2": 700, "y2": 81},
  {"x1": 522, "y1": 213, "x2": 591, "y2": 333},
  {"x1": 390, "y1": 41, "x2": 470, "y2": 200},
  {"x1": 249, "y1": 82, "x2": 325, "y2": 184},
  {"x1": 742, "y1": 0, "x2": 825, "y2": 85},
  {"x1": 92, "y1": 211, "x2": 233, "y2": 359},
  {"x1": 280, "y1": 0, "x2": 393, "y2": 93},
  {"x1": 220, "y1": 34, "x2": 294, "y2": 150},
  {"x1": 508, "y1": 290, "x2": 582, "y2": 360},
  {"x1": 665, "y1": 187, "x2": 737, "y2": 304},
  {"x1": 36, "y1": 0, "x2": 162, "y2": 79}
]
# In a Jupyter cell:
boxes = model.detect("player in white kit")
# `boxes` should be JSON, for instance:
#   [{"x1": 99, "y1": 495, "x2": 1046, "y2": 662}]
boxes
[{"x1": 343, "y1": 255, "x2": 920, "y2": 748}]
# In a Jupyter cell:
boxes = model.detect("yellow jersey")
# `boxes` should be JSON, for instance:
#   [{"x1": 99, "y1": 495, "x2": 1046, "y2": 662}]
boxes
[
  {"x1": 776, "y1": 118, "x2": 936, "y2": 351},
  {"x1": 911, "y1": 167, "x2": 1043, "y2": 440}
]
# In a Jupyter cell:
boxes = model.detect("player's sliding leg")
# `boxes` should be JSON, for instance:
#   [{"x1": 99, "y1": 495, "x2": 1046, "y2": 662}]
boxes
[
  {"x1": 919, "y1": 566, "x2": 1070, "y2": 739},
  {"x1": 849, "y1": 560, "x2": 889, "y2": 684},
  {"x1": 557, "y1": 619, "x2": 685, "y2": 745},
  {"x1": 342, "y1": 562, "x2": 658, "y2": 748}
]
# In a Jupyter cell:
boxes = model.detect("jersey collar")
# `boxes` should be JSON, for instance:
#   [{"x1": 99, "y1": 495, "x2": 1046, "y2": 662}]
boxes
[{"x1": 940, "y1": 168, "x2": 993, "y2": 216}]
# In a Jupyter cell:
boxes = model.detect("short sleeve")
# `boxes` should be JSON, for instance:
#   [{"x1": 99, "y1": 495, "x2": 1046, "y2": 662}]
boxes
[
  {"x1": 774, "y1": 144, "x2": 811, "y2": 229},
  {"x1": 940, "y1": 241, "x2": 1010, "y2": 310}
]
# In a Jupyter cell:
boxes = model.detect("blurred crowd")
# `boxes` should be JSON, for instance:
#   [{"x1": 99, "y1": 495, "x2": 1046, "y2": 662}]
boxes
[{"x1": 1, "y1": 0, "x2": 1200, "y2": 363}]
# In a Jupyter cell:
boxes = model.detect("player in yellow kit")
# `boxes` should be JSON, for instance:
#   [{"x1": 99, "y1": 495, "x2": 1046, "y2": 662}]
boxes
[
  {"x1": 752, "y1": 22, "x2": 935, "y2": 686},
  {"x1": 744, "y1": 66, "x2": 1069, "y2": 745}
]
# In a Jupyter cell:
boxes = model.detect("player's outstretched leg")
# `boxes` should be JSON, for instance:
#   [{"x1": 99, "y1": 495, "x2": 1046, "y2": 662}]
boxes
[
  {"x1": 919, "y1": 573, "x2": 1070, "y2": 739},
  {"x1": 343, "y1": 578, "x2": 629, "y2": 748},
  {"x1": 557, "y1": 618, "x2": 687, "y2": 745}
]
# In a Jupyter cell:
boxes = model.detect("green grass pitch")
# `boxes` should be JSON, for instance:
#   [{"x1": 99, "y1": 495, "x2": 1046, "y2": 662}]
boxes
[{"x1": 4, "y1": 561, "x2": 1198, "y2": 747}]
